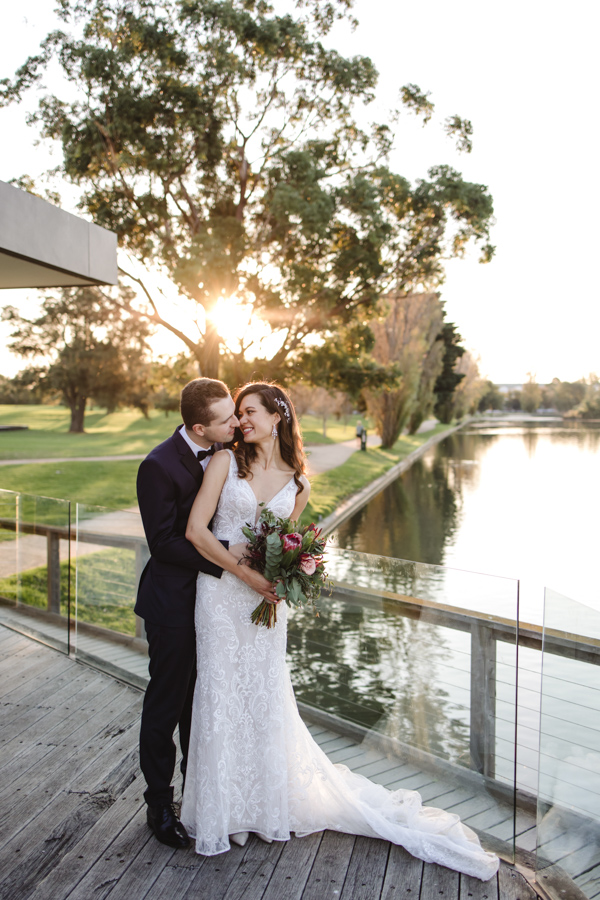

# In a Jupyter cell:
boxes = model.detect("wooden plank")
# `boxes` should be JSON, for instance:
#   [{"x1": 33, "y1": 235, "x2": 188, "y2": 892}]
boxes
[
  {"x1": 339, "y1": 835, "x2": 390, "y2": 900},
  {"x1": 445, "y1": 795, "x2": 499, "y2": 821},
  {"x1": 0, "y1": 668, "x2": 104, "y2": 750},
  {"x1": 220, "y1": 838, "x2": 286, "y2": 900},
  {"x1": 0, "y1": 639, "x2": 40, "y2": 673},
  {"x1": 0, "y1": 679, "x2": 136, "y2": 804},
  {"x1": 380, "y1": 843, "x2": 423, "y2": 900},
  {"x1": 0, "y1": 650, "x2": 59, "y2": 695},
  {"x1": 327, "y1": 744, "x2": 373, "y2": 765},
  {"x1": 419, "y1": 862, "x2": 459, "y2": 900},
  {"x1": 28, "y1": 776, "x2": 147, "y2": 900},
  {"x1": 497, "y1": 864, "x2": 539, "y2": 899},
  {"x1": 418, "y1": 780, "x2": 458, "y2": 805},
  {"x1": 0, "y1": 691, "x2": 140, "y2": 851},
  {"x1": 134, "y1": 858, "x2": 202, "y2": 900},
  {"x1": 260, "y1": 833, "x2": 323, "y2": 900},
  {"x1": 459, "y1": 871, "x2": 499, "y2": 899},
  {"x1": 352, "y1": 757, "x2": 404, "y2": 779},
  {"x1": 96, "y1": 827, "x2": 178, "y2": 900},
  {"x1": 302, "y1": 830, "x2": 356, "y2": 900},
  {"x1": 0, "y1": 653, "x2": 75, "y2": 705},
  {"x1": 0, "y1": 742, "x2": 138, "y2": 900},
  {"x1": 318, "y1": 735, "x2": 360, "y2": 754},
  {"x1": 181, "y1": 842, "x2": 249, "y2": 900},
  {"x1": 384, "y1": 770, "x2": 436, "y2": 792}
]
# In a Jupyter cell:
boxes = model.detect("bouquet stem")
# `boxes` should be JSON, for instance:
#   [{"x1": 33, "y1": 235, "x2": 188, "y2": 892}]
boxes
[{"x1": 250, "y1": 599, "x2": 278, "y2": 629}]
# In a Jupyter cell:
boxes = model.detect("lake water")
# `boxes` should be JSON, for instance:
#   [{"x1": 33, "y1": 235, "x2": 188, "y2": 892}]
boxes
[
  {"x1": 331, "y1": 419, "x2": 600, "y2": 628},
  {"x1": 287, "y1": 419, "x2": 600, "y2": 820}
]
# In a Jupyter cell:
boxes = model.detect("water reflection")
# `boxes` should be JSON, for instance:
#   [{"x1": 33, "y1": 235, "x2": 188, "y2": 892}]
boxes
[
  {"x1": 287, "y1": 598, "x2": 472, "y2": 764},
  {"x1": 333, "y1": 422, "x2": 600, "y2": 624}
]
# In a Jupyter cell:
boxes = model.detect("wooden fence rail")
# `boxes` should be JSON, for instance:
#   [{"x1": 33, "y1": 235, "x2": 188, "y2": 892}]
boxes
[{"x1": 2, "y1": 516, "x2": 600, "y2": 786}]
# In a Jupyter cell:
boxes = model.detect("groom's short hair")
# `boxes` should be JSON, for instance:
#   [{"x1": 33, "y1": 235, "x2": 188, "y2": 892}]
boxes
[{"x1": 180, "y1": 378, "x2": 230, "y2": 428}]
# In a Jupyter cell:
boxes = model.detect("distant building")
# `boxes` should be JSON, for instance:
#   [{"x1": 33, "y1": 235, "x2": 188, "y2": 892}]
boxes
[{"x1": 0, "y1": 180, "x2": 117, "y2": 289}]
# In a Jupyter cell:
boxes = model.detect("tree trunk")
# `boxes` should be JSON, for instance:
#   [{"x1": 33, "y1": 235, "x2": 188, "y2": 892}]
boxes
[
  {"x1": 69, "y1": 398, "x2": 87, "y2": 433},
  {"x1": 200, "y1": 322, "x2": 221, "y2": 379}
]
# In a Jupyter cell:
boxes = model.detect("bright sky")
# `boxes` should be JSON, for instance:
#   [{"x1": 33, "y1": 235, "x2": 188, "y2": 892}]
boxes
[{"x1": 1, "y1": 0, "x2": 598, "y2": 383}]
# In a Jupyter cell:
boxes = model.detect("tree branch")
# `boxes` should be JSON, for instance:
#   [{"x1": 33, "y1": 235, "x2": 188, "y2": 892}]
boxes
[{"x1": 117, "y1": 267, "x2": 201, "y2": 356}]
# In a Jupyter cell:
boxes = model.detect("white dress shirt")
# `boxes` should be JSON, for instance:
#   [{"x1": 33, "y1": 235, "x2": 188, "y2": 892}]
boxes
[{"x1": 178, "y1": 424, "x2": 214, "y2": 471}]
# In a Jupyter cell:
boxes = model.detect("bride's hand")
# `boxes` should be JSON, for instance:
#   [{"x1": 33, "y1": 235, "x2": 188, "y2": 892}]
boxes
[{"x1": 236, "y1": 565, "x2": 281, "y2": 604}]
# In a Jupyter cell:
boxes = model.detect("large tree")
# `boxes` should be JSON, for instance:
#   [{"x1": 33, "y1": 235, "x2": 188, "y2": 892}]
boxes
[
  {"x1": 2, "y1": 288, "x2": 151, "y2": 432},
  {"x1": 432, "y1": 322, "x2": 466, "y2": 424},
  {"x1": 2, "y1": 0, "x2": 495, "y2": 382},
  {"x1": 364, "y1": 293, "x2": 445, "y2": 447}
]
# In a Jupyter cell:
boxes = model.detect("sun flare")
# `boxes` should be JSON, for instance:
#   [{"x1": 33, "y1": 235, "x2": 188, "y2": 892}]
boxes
[{"x1": 209, "y1": 296, "x2": 271, "y2": 353}]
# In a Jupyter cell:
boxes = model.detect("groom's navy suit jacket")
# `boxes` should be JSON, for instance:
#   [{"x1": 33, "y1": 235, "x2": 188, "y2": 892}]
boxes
[{"x1": 135, "y1": 427, "x2": 226, "y2": 628}]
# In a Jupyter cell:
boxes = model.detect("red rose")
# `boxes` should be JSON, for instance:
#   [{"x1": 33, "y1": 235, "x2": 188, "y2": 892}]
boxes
[{"x1": 282, "y1": 533, "x2": 303, "y2": 552}]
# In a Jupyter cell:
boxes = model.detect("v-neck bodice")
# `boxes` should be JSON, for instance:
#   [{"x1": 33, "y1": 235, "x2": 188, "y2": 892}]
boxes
[{"x1": 210, "y1": 450, "x2": 298, "y2": 539}]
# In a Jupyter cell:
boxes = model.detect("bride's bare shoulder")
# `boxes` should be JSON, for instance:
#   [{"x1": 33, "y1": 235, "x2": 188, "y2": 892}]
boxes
[{"x1": 298, "y1": 474, "x2": 311, "y2": 495}]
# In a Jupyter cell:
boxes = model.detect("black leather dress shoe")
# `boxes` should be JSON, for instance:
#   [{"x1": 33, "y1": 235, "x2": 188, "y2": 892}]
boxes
[{"x1": 147, "y1": 804, "x2": 191, "y2": 848}]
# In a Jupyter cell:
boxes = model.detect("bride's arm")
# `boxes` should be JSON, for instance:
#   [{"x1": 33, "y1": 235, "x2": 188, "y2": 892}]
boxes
[
  {"x1": 290, "y1": 475, "x2": 311, "y2": 521},
  {"x1": 186, "y1": 451, "x2": 278, "y2": 600}
]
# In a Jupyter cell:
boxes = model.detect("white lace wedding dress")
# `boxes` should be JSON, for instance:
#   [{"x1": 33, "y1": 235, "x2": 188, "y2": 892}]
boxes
[{"x1": 181, "y1": 451, "x2": 499, "y2": 880}]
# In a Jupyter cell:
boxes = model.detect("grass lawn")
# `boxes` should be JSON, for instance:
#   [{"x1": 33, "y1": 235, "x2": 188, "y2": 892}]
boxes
[
  {"x1": 0, "y1": 406, "x2": 182, "y2": 460},
  {"x1": 0, "y1": 405, "x2": 370, "y2": 459},
  {"x1": 299, "y1": 423, "x2": 453, "y2": 526},
  {"x1": 0, "y1": 548, "x2": 137, "y2": 635},
  {"x1": 0, "y1": 460, "x2": 140, "y2": 508},
  {"x1": 0, "y1": 404, "x2": 454, "y2": 525}
]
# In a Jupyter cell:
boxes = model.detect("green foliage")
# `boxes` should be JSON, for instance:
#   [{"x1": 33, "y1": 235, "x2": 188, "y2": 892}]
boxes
[
  {"x1": 477, "y1": 381, "x2": 504, "y2": 412},
  {"x1": 2, "y1": 287, "x2": 151, "y2": 432},
  {"x1": 520, "y1": 373, "x2": 542, "y2": 414},
  {"x1": 264, "y1": 531, "x2": 283, "y2": 581},
  {"x1": 543, "y1": 378, "x2": 586, "y2": 413},
  {"x1": 2, "y1": 0, "x2": 495, "y2": 383},
  {"x1": 0, "y1": 373, "x2": 43, "y2": 405},
  {"x1": 433, "y1": 322, "x2": 466, "y2": 424},
  {"x1": 567, "y1": 375, "x2": 600, "y2": 420},
  {"x1": 0, "y1": 460, "x2": 141, "y2": 508},
  {"x1": 365, "y1": 293, "x2": 445, "y2": 446},
  {"x1": 299, "y1": 423, "x2": 453, "y2": 526},
  {"x1": 0, "y1": 549, "x2": 137, "y2": 635}
]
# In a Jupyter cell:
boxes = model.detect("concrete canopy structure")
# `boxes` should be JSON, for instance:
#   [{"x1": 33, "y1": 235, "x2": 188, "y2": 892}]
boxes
[{"x1": 0, "y1": 180, "x2": 118, "y2": 289}]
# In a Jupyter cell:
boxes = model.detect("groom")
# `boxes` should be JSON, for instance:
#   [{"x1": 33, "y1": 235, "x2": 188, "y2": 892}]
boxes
[{"x1": 135, "y1": 377, "x2": 275, "y2": 848}]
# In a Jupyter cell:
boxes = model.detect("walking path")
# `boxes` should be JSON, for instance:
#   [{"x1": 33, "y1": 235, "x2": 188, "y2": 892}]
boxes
[
  {"x1": 0, "y1": 421, "x2": 439, "y2": 578},
  {"x1": 0, "y1": 421, "x2": 437, "y2": 475}
]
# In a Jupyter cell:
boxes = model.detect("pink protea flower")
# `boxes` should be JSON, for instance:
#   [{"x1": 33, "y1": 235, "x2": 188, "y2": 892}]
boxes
[
  {"x1": 282, "y1": 533, "x2": 303, "y2": 553},
  {"x1": 299, "y1": 553, "x2": 317, "y2": 575}
]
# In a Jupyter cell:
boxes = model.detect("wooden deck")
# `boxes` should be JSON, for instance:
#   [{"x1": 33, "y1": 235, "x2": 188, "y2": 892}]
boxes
[{"x1": 0, "y1": 625, "x2": 545, "y2": 900}]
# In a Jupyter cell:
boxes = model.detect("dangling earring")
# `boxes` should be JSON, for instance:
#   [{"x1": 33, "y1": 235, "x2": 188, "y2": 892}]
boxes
[{"x1": 271, "y1": 423, "x2": 278, "y2": 439}]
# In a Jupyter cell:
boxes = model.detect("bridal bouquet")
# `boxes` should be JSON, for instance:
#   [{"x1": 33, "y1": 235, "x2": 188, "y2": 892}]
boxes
[{"x1": 241, "y1": 506, "x2": 330, "y2": 628}]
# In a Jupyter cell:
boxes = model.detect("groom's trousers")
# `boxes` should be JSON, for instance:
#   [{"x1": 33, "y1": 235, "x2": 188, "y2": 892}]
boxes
[{"x1": 140, "y1": 620, "x2": 196, "y2": 807}]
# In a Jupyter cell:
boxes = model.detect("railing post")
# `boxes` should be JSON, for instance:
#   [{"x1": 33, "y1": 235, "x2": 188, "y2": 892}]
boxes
[
  {"x1": 135, "y1": 542, "x2": 150, "y2": 640},
  {"x1": 47, "y1": 530, "x2": 61, "y2": 614},
  {"x1": 470, "y1": 620, "x2": 496, "y2": 778}
]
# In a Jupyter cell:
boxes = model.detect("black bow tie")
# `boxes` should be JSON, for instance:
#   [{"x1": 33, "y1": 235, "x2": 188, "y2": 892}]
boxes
[{"x1": 197, "y1": 446, "x2": 215, "y2": 462}]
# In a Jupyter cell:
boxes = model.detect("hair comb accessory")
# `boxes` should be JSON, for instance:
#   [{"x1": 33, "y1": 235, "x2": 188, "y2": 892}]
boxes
[{"x1": 274, "y1": 397, "x2": 291, "y2": 422}]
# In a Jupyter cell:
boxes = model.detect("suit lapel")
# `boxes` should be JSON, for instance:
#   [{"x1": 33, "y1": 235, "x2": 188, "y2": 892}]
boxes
[{"x1": 172, "y1": 428, "x2": 203, "y2": 486}]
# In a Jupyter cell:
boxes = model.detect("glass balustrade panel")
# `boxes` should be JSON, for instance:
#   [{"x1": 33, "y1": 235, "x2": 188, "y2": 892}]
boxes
[
  {"x1": 536, "y1": 589, "x2": 600, "y2": 900},
  {"x1": 287, "y1": 547, "x2": 522, "y2": 862},
  {"x1": 0, "y1": 489, "x2": 71, "y2": 652},
  {"x1": 73, "y1": 502, "x2": 149, "y2": 686}
]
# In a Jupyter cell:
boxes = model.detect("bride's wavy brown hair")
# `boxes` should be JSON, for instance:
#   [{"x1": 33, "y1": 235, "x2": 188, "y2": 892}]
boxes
[{"x1": 231, "y1": 382, "x2": 306, "y2": 493}]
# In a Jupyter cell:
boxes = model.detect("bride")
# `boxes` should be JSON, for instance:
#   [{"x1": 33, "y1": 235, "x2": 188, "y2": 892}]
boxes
[{"x1": 181, "y1": 382, "x2": 498, "y2": 881}]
